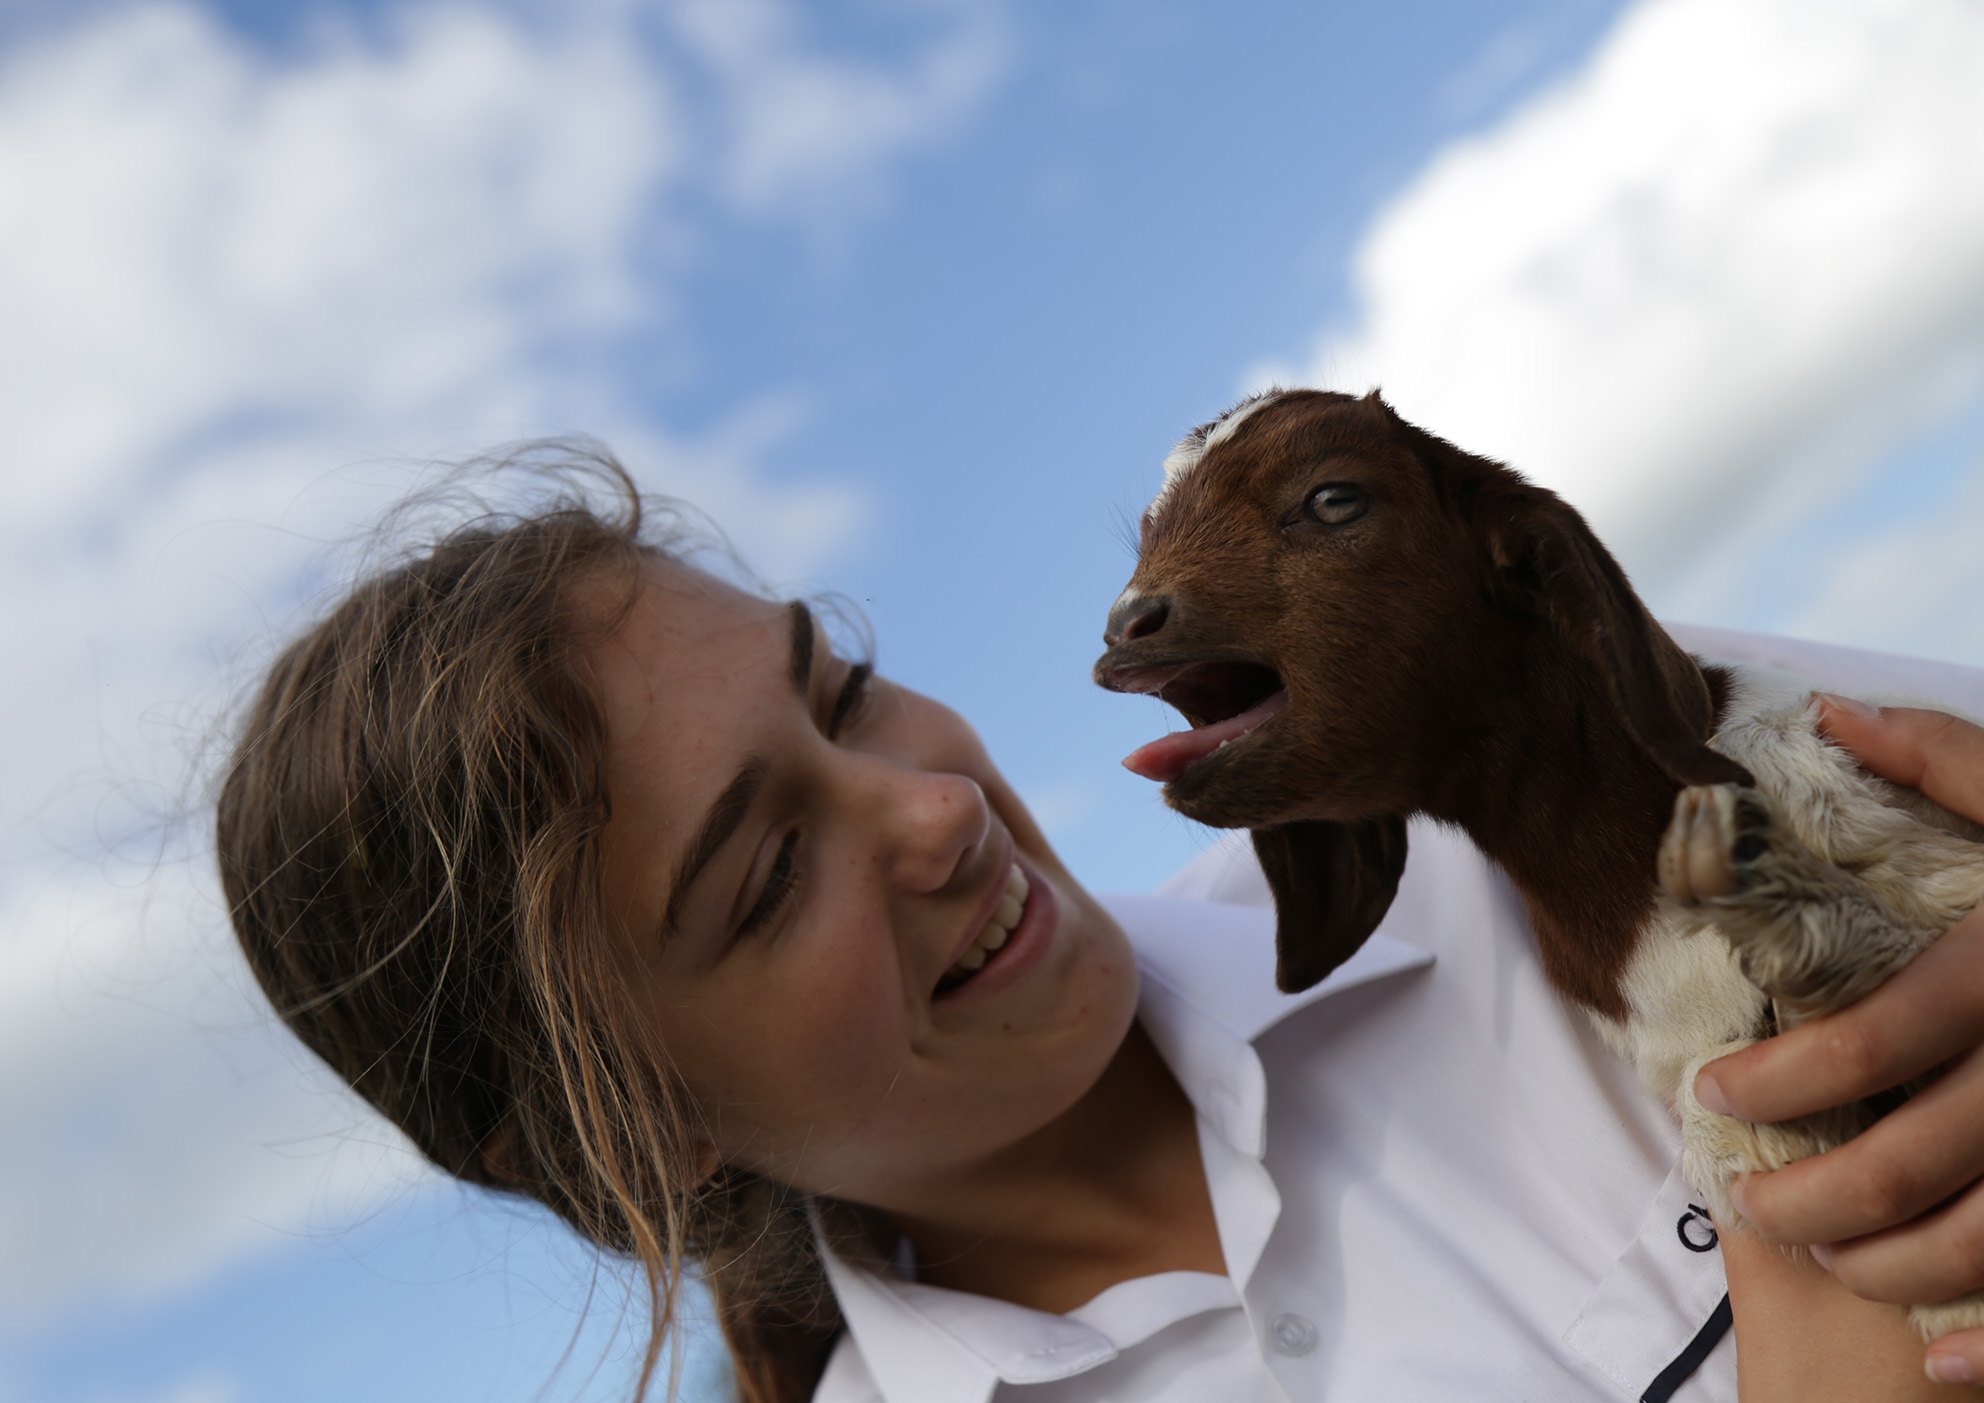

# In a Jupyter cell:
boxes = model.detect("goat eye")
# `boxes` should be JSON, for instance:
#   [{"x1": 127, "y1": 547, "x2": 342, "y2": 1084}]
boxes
[{"x1": 1306, "y1": 483, "x2": 1369, "y2": 525}]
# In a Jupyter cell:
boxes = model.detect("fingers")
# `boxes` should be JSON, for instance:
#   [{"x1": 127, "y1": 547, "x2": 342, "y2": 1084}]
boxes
[
  {"x1": 1733, "y1": 1037, "x2": 1984, "y2": 1246},
  {"x1": 1802, "y1": 1173, "x2": 1984, "y2": 1310},
  {"x1": 1732, "y1": 693, "x2": 1984, "y2": 1376},
  {"x1": 1816, "y1": 698, "x2": 1984, "y2": 825},
  {"x1": 1698, "y1": 904, "x2": 1984, "y2": 1124},
  {"x1": 1928, "y1": 1331, "x2": 1984, "y2": 1388}
]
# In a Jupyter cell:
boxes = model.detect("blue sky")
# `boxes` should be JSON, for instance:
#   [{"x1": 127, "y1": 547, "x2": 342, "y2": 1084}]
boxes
[{"x1": 3, "y1": 1, "x2": 1983, "y2": 1399}]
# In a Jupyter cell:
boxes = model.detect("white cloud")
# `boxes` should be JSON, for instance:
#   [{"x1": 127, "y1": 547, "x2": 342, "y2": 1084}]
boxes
[
  {"x1": 671, "y1": 0, "x2": 1007, "y2": 218},
  {"x1": 0, "y1": 861, "x2": 427, "y2": 1323},
  {"x1": 1787, "y1": 435, "x2": 1984, "y2": 663},
  {"x1": 0, "y1": 0, "x2": 683, "y2": 847},
  {"x1": 1289, "y1": 0, "x2": 1984, "y2": 606},
  {"x1": 0, "y1": 2, "x2": 670, "y2": 525},
  {"x1": 0, "y1": 0, "x2": 1000, "y2": 1328}
]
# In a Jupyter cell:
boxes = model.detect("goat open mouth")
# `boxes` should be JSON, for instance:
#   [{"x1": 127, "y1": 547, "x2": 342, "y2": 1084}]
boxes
[{"x1": 1117, "y1": 660, "x2": 1288, "y2": 783}]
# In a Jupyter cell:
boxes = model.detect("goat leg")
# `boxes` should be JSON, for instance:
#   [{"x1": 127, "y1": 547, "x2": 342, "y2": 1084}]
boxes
[{"x1": 1661, "y1": 784, "x2": 1936, "y2": 1019}]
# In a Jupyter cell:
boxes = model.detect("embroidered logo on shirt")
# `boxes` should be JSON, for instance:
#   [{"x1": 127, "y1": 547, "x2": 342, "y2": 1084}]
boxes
[{"x1": 1675, "y1": 1205, "x2": 1719, "y2": 1254}]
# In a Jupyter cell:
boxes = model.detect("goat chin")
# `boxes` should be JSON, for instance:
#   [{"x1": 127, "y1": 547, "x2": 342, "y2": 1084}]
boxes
[{"x1": 1097, "y1": 387, "x2": 1984, "y2": 1345}]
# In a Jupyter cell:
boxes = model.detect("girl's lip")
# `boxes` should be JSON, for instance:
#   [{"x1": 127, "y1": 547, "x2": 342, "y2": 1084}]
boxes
[
  {"x1": 933, "y1": 857, "x2": 1056, "y2": 1005},
  {"x1": 941, "y1": 834, "x2": 1019, "y2": 973}
]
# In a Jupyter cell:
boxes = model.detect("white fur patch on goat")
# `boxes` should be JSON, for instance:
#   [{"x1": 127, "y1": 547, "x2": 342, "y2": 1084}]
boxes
[
  {"x1": 1148, "y1": 390, "x2": 1285, "y2": 524},
  {"x1": 1202, "y1": 392, "x2": 1278, "y2": 452}
]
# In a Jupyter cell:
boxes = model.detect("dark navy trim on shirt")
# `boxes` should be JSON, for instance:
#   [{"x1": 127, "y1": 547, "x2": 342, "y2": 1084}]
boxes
[{"x1": 1641, "y1": 1294, "x2": 1733, "y2": 1403}]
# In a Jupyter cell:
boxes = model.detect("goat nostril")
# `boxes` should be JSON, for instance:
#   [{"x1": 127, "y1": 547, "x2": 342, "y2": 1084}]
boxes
[
  {"x1": 1125, "y1": 600, "x2": 1168, "y2": 640},
  {"x1": 1105, "y1": 596, "x2": 1170, "y2": 647}
]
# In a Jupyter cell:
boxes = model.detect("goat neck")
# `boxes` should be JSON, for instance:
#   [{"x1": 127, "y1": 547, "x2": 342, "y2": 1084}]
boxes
[{"x1": 1424, "y1": 630, "x2": 1740, "y2": 1018}]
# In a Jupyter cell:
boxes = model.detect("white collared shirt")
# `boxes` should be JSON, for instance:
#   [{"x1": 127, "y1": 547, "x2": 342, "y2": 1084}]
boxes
[
  {"x1": 814, "y1": 823, "x2": 1735, "y2": 1403},
  {"x1": 812, "y1": 631, "x2": 1984, "y2": 1403}
]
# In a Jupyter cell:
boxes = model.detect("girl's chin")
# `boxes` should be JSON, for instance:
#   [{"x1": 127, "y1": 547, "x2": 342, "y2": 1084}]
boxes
[{"x1": 1042, "y1": 884, "x2": 1142, "y2": 1036}]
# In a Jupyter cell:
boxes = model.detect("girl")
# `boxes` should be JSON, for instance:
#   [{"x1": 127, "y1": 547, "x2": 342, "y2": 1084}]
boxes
[{"x1": 217, "y1": 452, "x2": 1984, "y2": 1401}]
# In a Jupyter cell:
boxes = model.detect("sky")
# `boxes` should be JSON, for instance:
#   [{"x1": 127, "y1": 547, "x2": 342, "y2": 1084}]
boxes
[{"x1": 2, "y1": 0, "x2": 1983, "y2": 1399}]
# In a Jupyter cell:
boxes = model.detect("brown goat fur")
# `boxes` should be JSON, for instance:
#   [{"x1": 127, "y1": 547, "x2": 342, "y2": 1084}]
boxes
[{"x1": 1094, "y1": 389, "x2": 1747, "y2": 1014}]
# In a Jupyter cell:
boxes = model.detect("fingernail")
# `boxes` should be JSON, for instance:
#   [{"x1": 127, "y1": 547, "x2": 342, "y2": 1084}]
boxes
[
  {"x1": 1817, "y1": 692, "x2": 1880, "y2": 720},
  {"x1": 1927, "y1": 1352, "x2": 1981, "y2": 1385},
  {"x1": 1695, "y1": 1072, "x2": 1732, "y2": 1116},
  {"x1": 1809, "y1": 1242, "x2": 1833, "y2": 1271},
  {"x1": 1729, "y1": 1178, "x2": 1750, "y2": 1221}
]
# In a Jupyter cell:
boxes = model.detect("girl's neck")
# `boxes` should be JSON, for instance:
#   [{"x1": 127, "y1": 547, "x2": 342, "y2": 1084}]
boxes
[{"x1": 886, "y1": 1021, "x2": 1226, "y2": 1313}]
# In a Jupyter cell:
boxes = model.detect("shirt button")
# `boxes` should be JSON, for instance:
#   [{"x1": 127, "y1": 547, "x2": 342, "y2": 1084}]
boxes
[{"x1": 1270, "y1": 1313, "x2": 1317, "y2": 1357}]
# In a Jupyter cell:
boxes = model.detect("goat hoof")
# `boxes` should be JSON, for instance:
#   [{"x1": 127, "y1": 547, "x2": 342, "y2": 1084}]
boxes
[{"x1": 1660, "y1": 785, "x2": 1774, "y2": 905}]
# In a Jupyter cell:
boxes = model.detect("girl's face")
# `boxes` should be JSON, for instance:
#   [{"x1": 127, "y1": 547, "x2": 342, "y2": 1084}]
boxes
[{"x1": 592, "y1": 562, "x2": 1140, "y2": 1210}]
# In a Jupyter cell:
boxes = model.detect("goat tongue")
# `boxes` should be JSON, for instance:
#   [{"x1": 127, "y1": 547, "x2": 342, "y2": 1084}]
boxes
[{"x1": 1122, "y1": 691, "x2": 1288, "y2": 782}]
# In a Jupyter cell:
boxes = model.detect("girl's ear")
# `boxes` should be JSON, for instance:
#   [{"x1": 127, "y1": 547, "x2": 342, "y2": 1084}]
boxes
[
  {"x1": 1251, "y1": 815, "x2": 1409, "y2": 992},
  {"x1": 693, "y1": 1139, "x2": 722, "y2": 1187},
  {"x1": 478, "y1": 1118, "x2": 521, "y2": 1185}
]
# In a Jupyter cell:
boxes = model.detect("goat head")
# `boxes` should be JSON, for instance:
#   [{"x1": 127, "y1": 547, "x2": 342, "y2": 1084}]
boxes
[{"x1": 1094, "y1": 389, "x2": 1747, "y2": 991}]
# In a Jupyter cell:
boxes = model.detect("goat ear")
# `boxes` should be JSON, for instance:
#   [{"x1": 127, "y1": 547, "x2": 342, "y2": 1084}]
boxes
[
  {"x1": 1251, "y1": 816, "x2": 1410, "y2": 993},
  {"x1": 1488, "y1": 492, "x2": 1753, "y2": 789}
]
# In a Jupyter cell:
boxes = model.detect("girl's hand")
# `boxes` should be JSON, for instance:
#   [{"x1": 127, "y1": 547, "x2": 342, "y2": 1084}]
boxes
[{"x1": 1693, "y1": 702, "x2": 1984, "y2": 1387}]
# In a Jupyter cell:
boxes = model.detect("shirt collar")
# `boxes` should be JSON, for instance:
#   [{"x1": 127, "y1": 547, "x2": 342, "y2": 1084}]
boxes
[
  {"x1": 813, "y1": 1219, "x2": 1115, "y2": 1403},
  {"x1": 1118, "y1": 893, "x2": 1432, "y2": 1290},
  {"x1": 814, "y1": 894, "x2": 1434, "y2": 1403},
  {"x1": 1106, "y1": 892, "x2": 1433, "y2": 1157}
]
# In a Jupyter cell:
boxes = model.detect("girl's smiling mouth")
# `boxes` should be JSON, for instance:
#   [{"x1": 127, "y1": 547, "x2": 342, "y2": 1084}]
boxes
[
  {"x1": 936, "y1": 862, "x2": 1029, "y2": 989},
  {"x1": 934, "y1": 857, "x2": 1055, "y2": 1002}
]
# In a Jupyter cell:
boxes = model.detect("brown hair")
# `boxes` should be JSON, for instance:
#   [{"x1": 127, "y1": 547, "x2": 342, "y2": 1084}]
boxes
[{"x1": 216, "y1": 446, "x2": 841, "y2": 1401}]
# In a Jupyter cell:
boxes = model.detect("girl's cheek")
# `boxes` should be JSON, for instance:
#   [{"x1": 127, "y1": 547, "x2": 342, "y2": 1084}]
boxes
[{"x1": 808, "y1": 970, "x2": 905, "y2": 1077}]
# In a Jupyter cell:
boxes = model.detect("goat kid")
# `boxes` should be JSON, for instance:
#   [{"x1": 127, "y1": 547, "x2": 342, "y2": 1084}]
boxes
[{"x1": 1092, "y1": 388, "x2": 1984, "y2": 1342}]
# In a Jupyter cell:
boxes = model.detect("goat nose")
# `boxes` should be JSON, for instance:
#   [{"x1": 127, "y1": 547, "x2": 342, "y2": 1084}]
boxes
[{"x1": 1104, "y1": 594, "x2": 1169, "y2": 647}]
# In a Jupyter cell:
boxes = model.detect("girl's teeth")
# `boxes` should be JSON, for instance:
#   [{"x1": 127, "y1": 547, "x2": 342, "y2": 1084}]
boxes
[{"x1": 941, "y1": 864, "x2": 1030, "y2": 987}]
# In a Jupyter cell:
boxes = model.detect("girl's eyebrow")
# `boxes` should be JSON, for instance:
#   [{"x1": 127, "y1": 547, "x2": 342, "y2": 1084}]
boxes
[
  {"x1": 663, "y1": 756, "x2": 766, "y2": 938},
  {"x1": 787, "y1": 600, "x2": 814, "y2": 695},
  {"x1": 659, "y1": 602, "x2": 815, "y2": 940}
]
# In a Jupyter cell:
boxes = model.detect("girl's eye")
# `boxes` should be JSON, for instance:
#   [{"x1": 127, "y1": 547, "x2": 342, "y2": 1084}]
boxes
[
  {"x1": 738, "y1": 831, "x2": 800, "y2": 937},
  {"x1": 731, "y1": 662, "x2": 869, "y2": 943},
  {"x1": 830, "y1": 662, "x2": 874, "y2": 737}
]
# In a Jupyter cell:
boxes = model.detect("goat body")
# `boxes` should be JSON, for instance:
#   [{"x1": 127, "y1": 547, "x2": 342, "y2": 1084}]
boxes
[{"x1": 1093, "y1": 389, "x2": 1984, "y2": 1342}]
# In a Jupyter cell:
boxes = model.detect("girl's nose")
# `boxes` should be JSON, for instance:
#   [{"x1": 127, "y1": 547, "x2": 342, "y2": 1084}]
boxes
[{"x1": 874, "y1": 765, "x2": 991, "y2": 894}]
